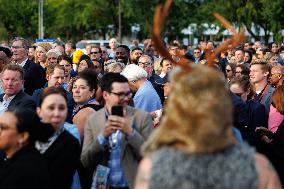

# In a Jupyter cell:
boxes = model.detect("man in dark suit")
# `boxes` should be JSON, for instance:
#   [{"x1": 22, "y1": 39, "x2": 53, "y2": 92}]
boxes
[
  {"x1": 0, "y1": 64, "x2": 36, "y2": 116},
  {"x1": 11, "y1": 37, "x2": 46, "y2": 95}
]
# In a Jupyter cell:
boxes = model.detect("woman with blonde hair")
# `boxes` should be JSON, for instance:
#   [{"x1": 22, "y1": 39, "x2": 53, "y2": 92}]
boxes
[{"x1": 135, "y1": 65, "x2": 281, "y2": 189}]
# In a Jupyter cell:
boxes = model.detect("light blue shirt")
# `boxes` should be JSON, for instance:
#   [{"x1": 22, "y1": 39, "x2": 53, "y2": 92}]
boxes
[
  {"x1": 133, "y1": 80, "x2": 162, "y2": 112},
  {"x1": 63, "y1": 122, "x2": 81, "y2": 189}
]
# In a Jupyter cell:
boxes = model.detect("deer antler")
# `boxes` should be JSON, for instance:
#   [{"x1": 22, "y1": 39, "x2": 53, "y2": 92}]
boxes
[
  {"x1": 151, "y1": 0, "x2": 245, "y2": 70},
  {"x1": 206, "y1": 13, "x2": 246, "y2": 66}
]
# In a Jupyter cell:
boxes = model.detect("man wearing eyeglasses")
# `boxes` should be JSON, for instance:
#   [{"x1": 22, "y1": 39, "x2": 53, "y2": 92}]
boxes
[
  {"x1": 11, "y1": 37, "x2": 46, "y2": 95},
  {"x1": 81, "y1": 72, "x2": 153, "y2": 189}
]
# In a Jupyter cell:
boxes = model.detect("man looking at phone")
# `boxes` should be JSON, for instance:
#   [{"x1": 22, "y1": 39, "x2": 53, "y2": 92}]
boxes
[{"x1": 81, "y1": 72, "x2": 153, "y2": 189}]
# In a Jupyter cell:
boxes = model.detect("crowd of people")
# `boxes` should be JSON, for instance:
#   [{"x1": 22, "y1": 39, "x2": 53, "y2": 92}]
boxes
[{"x1": 0, "y1": 36, "x2": 283, "y2": 189}]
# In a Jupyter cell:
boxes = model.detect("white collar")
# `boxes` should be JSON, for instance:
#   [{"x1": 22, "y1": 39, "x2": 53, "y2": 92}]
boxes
[{"x1": 18, "y1": 58, "x2": 28, "y2": 67}]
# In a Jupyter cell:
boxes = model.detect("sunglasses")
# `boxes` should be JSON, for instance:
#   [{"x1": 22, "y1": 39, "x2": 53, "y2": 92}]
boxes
[
  {"x1": 90, "y1": 51, "x2": 100, "y2": 54},
  {"x1": 226, "y1": 69, "x2": 232, "y2": 72}
]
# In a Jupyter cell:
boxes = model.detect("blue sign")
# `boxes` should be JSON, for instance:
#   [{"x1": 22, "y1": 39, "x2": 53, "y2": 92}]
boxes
[{"x1": 36, "y1": 39, "x2": 55, "y2": 43}]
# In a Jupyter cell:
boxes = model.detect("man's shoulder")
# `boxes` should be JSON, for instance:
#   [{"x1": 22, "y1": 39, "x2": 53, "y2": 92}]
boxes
[{"x1": 126, "y1": 105, "x2": 151, "y2": 118}]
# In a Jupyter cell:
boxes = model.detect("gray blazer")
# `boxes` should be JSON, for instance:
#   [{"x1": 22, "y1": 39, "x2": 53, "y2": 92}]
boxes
[
  {"x1": 81, "y1": 105, "x2": 153, "y2": 188},
  {"x1": 260, "y1": 85, "x2": 275, "y2": 114}
]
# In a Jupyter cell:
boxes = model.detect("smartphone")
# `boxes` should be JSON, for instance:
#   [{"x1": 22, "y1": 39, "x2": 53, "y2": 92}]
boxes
[{"x1": 111, "y1": 105, "x2": 124, "y2": 117}]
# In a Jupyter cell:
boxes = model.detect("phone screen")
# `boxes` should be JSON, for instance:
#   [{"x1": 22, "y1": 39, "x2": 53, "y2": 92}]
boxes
[{"x1": 111, "y1": 105, "x2": 124, "y2": 117}]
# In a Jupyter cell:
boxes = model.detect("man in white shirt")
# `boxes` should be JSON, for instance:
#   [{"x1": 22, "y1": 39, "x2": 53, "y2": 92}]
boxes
[
  {"x1": 11, "y1": 37, "x2": 46, "y2": 95},
  {"x1": 0, "y1": 64, "x2": 36, "y2": 115}
]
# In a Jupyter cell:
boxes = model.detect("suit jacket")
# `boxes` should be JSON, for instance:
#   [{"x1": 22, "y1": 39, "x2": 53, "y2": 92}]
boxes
[
  {"x1": 260, "y1": 85, "x2": 275, "y2": 115},
  {"x1": 81, "y1": 106, "x2": 153, "y2": 189},
  {"x1": 0, "y1": 90, "x2": 36, "y2": 110},
  {"x1": 23, "y1": 59, "x2": 46, "y2": 95},
  {"x1": 43, "y1": 130, "x2": 80, "y2": 189}
]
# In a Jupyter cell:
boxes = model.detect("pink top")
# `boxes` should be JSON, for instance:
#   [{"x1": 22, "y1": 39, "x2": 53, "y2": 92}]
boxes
[{"x1": 268, "y1": 105, "x2": 284, "y2": 132}]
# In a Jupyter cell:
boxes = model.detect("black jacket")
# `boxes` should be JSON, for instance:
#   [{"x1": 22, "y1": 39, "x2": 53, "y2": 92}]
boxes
[
  {"x1": 43, "y1": 130, "x2": 80, "y2": 189},
  {"x1": 23, "y1": 60, "x2": 46, "y2": 95},
  {"x1": 0, "y1": 145, "x2": 51, "y2": 189},
  {"x1": 0, "y1": 90, "x2": 36, "y2": 110}
]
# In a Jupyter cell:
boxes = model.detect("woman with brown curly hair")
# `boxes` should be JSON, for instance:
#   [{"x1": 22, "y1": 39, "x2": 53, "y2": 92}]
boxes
[{"x1": 135, "y1": 65, "x2": 281, "y2": 189}]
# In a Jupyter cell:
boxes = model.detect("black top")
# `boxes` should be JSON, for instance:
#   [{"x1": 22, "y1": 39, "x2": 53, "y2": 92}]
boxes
[
  {"x1": 23, "y1": 60, "x2": 47, "y2": 95},
  {"x1": 72, "y1": 103, "x2": 103, "y2": 119},
  {"x1": 42, "y1": 130, "x2": 80, "y2": 189},
  {"x1": 0, "y1": 145, "x2": 51, "y2": 189}
]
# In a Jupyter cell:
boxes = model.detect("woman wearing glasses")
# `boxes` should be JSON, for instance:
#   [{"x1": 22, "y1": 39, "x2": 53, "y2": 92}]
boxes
[
  {"x1": 70, "y1": 70, "x2": 103, "y2": 141},
  {"x1": 0, "y1": 107, "x2": 53, "y2": 189},
  {"x1": 229, "y1": 75, "x2": 267, "y2": 147}
]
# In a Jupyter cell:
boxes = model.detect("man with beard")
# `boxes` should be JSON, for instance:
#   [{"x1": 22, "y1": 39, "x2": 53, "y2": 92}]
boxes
[
  {"x1": 130, "y1": 47, "x2": 143, "y2": 64},
  {"x1": 115, "y1": 45, "x2": 130, "y2": 65}
]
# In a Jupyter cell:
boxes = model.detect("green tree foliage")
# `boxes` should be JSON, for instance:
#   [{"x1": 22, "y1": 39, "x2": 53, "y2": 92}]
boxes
[{"x1": 0, "y1": 0, "x2": 283, "y2": 43}]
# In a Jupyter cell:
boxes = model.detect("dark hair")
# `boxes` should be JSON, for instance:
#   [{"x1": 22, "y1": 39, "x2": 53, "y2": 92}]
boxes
[
  {"x1": 78, "y1": 58, "x2": 95, "y2": 71},
  {"x1": 160, "y1": 58, "x2": 170, "y2": 67},
  {"x1": 77, "y1": 69, "x2": 98, "y2": 92},
  {"x1": 7, "y1": 107, "x2": 54, "y2": 144},
  {"x1": 79, "y1": 54, "x2": 91, "y2": 63},
  {"x1": 65, "y1": 42, "x2": 76, "y2": 49},
  {"x1": 2, "y1": 63, "x2": 25, "y2": 79},
  {"x1": 236, "y1": 64, "x2": 250, "y2": 76},
  {"x1": 101, "y1": 72, "x2": 128, "y2": 92},
  {"x1": 244, "y1": 50, "x2": 253, "y2": 63},
  {"x1": 226, "y1": 63, "x2": 237, "y2": 76},
  {"x1": 131, "y1": 47, "x2": 142, "y2": 53},
  {"x1": 39, "y1": 87, "x2": 68, "y2": 106},
  {"x1": 0, "y1": 46, "x2": 12, "y2": 58},
  {"x1": 229, "y1": 75, "x2": 255, "y2": 100},
  {"x1": 117, "y1": 45, "x2": 130, "y2": 54},
  {"x1": 268, "y1": 42, "x2": 277, "y2": 50},
  {"x1": 58, "y1": 54, "x2": 72, "y2": 64}
]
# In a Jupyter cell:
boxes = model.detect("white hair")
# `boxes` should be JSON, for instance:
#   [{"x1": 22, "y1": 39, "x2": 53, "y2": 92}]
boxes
[
  {"x1": 46, "y1": 49, "x2": 62, "y2": 58},
  {"x1": 121, "y1": 64, "x2": 148, "y2": 81}
]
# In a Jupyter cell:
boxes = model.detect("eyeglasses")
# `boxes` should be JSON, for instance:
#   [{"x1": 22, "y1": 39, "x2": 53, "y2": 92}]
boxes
[
  {"x1": 102, "y1": 51, "x2": 107, "y2": 54},
  {"x1": 90, "y1": 51, "x2": 100, "y2": 54},
  {"x1": 138, "y1": 62, "x2": 151, "y2": 66},
  {"x1": 109, "y1": 91, "x2": 132, "y2": 99},
  {"x1": 11, "y1": 46, "x2": 24, "y2": 49},
  {"x1": 60, "y1": 64, "x2": 71, "y2": 67},
  {"x1": 194, "y1": 51, "x2": 200, "y2": 54},
  {"x1": 226, "y1": 69, "x2": 232, "y2": 72}
]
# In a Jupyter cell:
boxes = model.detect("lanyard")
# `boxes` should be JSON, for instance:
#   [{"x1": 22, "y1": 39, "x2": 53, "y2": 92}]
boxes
[{"x1": 255, "y1": 84, "x2": 268, "y2": 102}]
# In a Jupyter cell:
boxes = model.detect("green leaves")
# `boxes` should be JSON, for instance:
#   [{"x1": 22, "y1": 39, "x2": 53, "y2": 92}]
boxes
[{"x1": 0, "y1": 0, "x2": 282, "y2": 43}]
